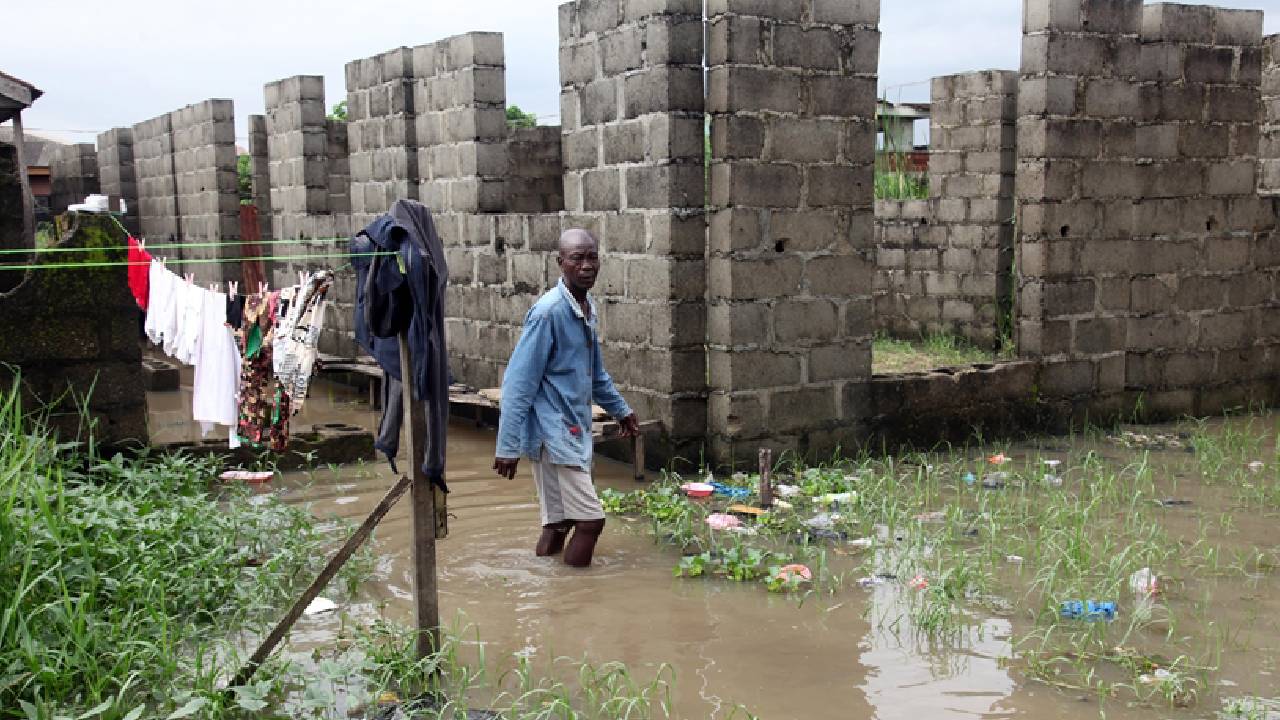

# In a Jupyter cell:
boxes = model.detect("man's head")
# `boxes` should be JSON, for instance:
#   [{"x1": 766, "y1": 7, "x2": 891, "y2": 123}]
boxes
[{"x1": 557, "y1": 229, "x2": 600, "y2": 294}]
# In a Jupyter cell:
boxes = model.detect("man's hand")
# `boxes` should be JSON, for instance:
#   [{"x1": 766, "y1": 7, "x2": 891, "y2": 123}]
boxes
[
  {"x1": 617, "y1": 413, "x2": 641, "y2": 439},
  {"x1": 493, "y1": 457, "x2": 520, "y2": 480}
]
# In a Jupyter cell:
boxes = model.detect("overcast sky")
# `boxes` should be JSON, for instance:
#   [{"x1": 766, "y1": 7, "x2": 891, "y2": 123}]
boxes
[{"x1": 6, "y1": 0, "x2": 1280, "y2": 147}]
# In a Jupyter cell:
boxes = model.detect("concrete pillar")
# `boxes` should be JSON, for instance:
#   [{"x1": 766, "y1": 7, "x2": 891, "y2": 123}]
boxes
[
  {"x1": 96, "y1": 127, "x2": 139, "y2": 235},
  {"x1": 265, "y1": 75, "x2": 330, "y2": 239},
  {"x1": 345, "y1": 46, "x2": 418, "y2": 229},
  {"x1": 705, "y1": 0, "x2": 881, "y2": 463},
  {"x1": 49, "y1": 143, "x2": 100, "y2": 215},
  {"x1": 247, "y1": 114, "x2": 273, "y2": 240}
]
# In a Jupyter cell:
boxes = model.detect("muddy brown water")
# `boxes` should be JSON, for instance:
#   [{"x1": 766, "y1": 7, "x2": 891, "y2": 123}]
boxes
[{"x1": 149, "y1": 377, "x2": 1279, "y2": 719}]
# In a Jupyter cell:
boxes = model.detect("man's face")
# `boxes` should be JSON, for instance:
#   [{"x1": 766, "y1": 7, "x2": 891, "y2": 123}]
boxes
[{"x1": 559, "y1": 236, "x2": 600, "y2": 291}]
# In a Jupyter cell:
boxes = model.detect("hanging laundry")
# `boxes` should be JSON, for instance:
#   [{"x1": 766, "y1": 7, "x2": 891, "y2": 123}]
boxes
[
  {"x1": 127, "y1": 237, "x2": 151, "y2": 311},
  {"x1": 236, "y1": 291, "x2": 290, "y2": 451},
  {"x1": 192, "y1": 288, "x2": 241, "y2": 439},
  {"x1": 144, "y1": 260, "x2": 177, "y2": 347},
  {"x1": 275, "y1": 271, "x2": 333, "y2": 414},
  {"x1": 350, "y1": 200, "x2": 450, "y2": 491},
  {"x1": 172, "y1": 277, "x2": 203, "y2": 366}
]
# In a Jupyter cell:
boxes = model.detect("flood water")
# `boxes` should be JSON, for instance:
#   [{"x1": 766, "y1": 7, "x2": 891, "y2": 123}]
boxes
[{"x1": 149, "y1": 377, "x2": 1279, "y2": 719}]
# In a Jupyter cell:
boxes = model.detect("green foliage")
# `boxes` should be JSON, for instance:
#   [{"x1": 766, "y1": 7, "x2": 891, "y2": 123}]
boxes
[
  {"x1": 873, "y1": 331, "x2": 1006, "y2": 374},
  {"x1": 328, "y1": 100, "x2": 347, "y2": 122},
  {"x1": 236, "y1": 153, "x2": 252, "y2": 204},
  {"x1": 506, "y1": 105, "x2": 538, "y2": 129}
]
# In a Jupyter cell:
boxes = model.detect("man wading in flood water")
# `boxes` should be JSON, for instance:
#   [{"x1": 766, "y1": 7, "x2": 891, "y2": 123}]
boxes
[{"x1": 493, "y1": 229, "x2": 641, "y2": 567}]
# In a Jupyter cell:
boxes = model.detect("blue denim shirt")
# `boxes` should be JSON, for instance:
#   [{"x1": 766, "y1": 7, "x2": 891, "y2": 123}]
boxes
[{"x1": 495, "y1": 280, "x2": 632, "y2": 470}]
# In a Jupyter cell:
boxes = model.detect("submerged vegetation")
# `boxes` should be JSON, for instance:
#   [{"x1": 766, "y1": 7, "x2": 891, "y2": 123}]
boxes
[
  {"x1": 0, "y1": 378, "x2": 694, "y2": 719},
  {"x1": 602, "y1": 414, "x2": 1280, "y2": 716}
]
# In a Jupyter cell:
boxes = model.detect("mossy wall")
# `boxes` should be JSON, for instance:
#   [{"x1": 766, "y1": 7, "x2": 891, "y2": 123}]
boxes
[{"x1": 0, "y1": 213, "x2": 147, "y2": 449}]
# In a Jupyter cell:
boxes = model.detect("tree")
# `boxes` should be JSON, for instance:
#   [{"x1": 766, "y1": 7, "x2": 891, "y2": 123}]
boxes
[
  {"x1": 328, "y1": 100, "x2": 347, "y2": 121},
  {"x1": 237, "y1": 154, "x2": 252, "y2": 204},
  {"x1": 506, "y1": 105, "x2": 537, "y2": 129}
]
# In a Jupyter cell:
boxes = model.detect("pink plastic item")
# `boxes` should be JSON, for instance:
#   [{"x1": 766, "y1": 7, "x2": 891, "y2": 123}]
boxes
[
  {"x1": 681, "y1": 482, "x2": 715, "y2": 498},
  {"x1": 220, "y1": 470, "x2": 275, "y2": 484},
  {"x1": 775, "y1": 564, "x2": 813, "y2": 582},
  {"x1": 705, "y1": 513, "x2": 742, "y2": 530}
]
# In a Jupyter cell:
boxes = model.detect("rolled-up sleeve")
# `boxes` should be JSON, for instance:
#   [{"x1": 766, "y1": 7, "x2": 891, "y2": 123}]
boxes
[{"x1": 495, "y1": 309, "x2": 554, "y2": 459}]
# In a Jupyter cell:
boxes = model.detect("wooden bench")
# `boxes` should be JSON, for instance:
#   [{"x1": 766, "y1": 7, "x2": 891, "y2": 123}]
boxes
[{"x1": 318, "y1": 355, "x2": 659, "y2": 480}]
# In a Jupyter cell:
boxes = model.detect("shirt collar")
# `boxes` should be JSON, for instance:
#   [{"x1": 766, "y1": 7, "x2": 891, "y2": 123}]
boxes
[{"x1": 557, "y1": 278, "x2": 596, "y2": 323}]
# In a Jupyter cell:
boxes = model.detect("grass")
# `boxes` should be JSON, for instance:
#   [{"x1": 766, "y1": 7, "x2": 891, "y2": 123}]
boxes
[
  {"x1": 874, "y1": 168, "x2": 929, "y2": 200},
  {"x1": 601, "y1": 413, "x2": 1280, "y2": 716},
  {"x1": 872, "y1": 331, "x2": 1008, "y2": 374}
]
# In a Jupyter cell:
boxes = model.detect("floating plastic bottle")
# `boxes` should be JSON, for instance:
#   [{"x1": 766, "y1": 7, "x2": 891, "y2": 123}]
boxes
[{"x1": 1060, "y1": 600, "x2": 1116, "y2": 622}]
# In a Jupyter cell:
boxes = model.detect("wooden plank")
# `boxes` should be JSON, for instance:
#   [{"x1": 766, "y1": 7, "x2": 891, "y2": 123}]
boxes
[
  {"x1": 11, "y1": 113, "x2": 33, "y2": 248},
  {"x1": 399, "y1": 334, "x2": 441, "y2": 660},
  {"x1": 227, "y1": 472, "x2": 412, "y2": 690}
]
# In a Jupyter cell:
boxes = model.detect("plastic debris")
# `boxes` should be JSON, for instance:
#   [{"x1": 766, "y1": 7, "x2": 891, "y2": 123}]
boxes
[
  {"x1": 705, "y1": 514, "x2": 742, "y2": 531},
  {"x1": 981, "y1": 473, "x2": 1008, "y2": 489},
  {"x1": 775, "y1": 484, "x2": 803, "y2": 498},
  {"x1": 856, "y1": 576, "x2": 886, "y2": 588},
  {"x1": 914, "y1": 510, "x2": 947, "y2": 523},
  {"x1": 819, "y1": 491, "x2": 856, "y2": 505},
  {"x1": 848, "y1": 536, "x2": 875, "y2": 549},
  {"x1": 963, "y1": 472, "x2": 977, "y2": 486},
  {"x1": 220, "y1": 469, "x2": 274, "y2": 484},
  {"x1": 727, "y1": 526, "x2": 758, "y2": 536},
  {"x1": 1006, "y1": 554, "x2": 1024, "y2": 564},
  {"x1": 1060, "y1": 600, "x2": 1116, "y2": 622},
  {"x1": 710, "y1": 482, "x2": 752, "y2": 499},
  {"x1": 1043, "y1": 474, "x2": 1063, "y2": 487},
  {"x1": 377, "y1": 691, "x2": 400, "y2": 706},
  {"x1": 681, "y1": 482, "x2": 714, "y2": 498},
  {"x1": 1129, "y1": 567, "x2": 1158, "y2": 597},
  {"x1": 1138, "y1": 668, "x2": 1174, "y2": 685},
  {"x1": 774, "y1": 564, "x2": 813, "y2": 582},
  {"x1": 909, "y1": 574, "x2": 929, "y2": 591},
  {"x1": 731, "y1": 471, "x2": 750, "y2": 483},
  {"x1": 988, "y1": 453, "x2": 1011, "y2": 465},
  {"x1": 1247, "y1": 461, "x2": 1265, "y2": 473},
  {"x1": 728, "y1": 504, "x2": 766, "y2": 516},
  {"x1": 1043, "y1": 459, "x2": 1062, "y2": 468},
  {"x1": 772, "y1": 498, "x2": 794, "y2": 510},
  {"x1": 804, "y1": 513, "x2": 841, "y2": 530},
  {"x1": 1155, "y1": 498, "x2": 1192, "y2": 507},
  {"x1": 304, "y1": 597, "x2": 337, "y2": 615}
]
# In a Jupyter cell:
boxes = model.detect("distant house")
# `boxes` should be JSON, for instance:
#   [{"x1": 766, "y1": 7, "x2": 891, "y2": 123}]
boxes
[
  {"x1": 876, "y1": 100, "x2": 930, "y2": 173},
  {"x1": 0, "y1": 125, "x2": 61, "y2": 220}
]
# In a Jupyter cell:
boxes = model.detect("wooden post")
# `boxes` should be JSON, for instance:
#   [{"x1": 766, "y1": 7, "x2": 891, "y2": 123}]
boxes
[
  {"x1": 12, "y1": 112, "x2": 34, "y2": 248},
  {"x1": 228, "y1": 473, "x2": 413, "y2": 690},
  {"x1": 399, "y1": 334, "x2": 441, "y2": 660},
  {"x1": 633, "y1": 433, "x2": 646, "y2": 482},
  {"x1": 759, "y1": 448, "x2": 773, "y2": 507}
]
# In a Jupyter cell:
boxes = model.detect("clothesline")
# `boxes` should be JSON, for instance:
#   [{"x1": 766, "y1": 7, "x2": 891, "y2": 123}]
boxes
[
  {"x1": 0, "y1": 251, "x2": 390, "y2": 272},
  {"x1": 0, "y1": 236, "x2": 356, "y2": 256}
]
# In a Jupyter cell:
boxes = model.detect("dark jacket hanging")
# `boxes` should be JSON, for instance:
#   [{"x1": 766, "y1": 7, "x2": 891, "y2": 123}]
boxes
[{"x1": 351, "y1": 199, "x2": 450, "y2": 492}]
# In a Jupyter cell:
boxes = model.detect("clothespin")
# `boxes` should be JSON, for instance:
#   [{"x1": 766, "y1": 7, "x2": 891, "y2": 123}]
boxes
[
  {"x1": 138, "y1": 236, "x2": 146, "y2": 250},
  {"x1": 258, "y1": 281, "x2": 268, "y2": 295},
  {"x1": 185, "y1": 273, "x2": 194, "y2": 285}
]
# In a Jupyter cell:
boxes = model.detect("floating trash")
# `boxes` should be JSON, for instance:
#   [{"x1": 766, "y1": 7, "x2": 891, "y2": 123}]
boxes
[
  {"x1": 848, "y1": 537, "x2": 875, "y2": 549},
  {"x1": 1247, "y1": 461, "x2": 1265, "y2": 473},
  {"x1": 680, "y1": 482, "x2": 714, "y2": 498},
  {"x1": 1138, "y1": 668, "x2": 1175, "y2": 685},
  {"x1": 731, "y1": 471, "x2": 750, "y2": 483},
  {"x1": 774, "y1": 564, "x2": 813, "y2": 583},
  {"x1": 1155, "y1": 498, "x2": 1193, "y2": 507},
  {"x1": 772, "y1": 498, "x2": 794, "y2": 510},
  {"x1": 710, "y1": 482, "x2": 752, "y2": 499},
  {"x1": 1043, "y1": 474, "x2": 1064, "y2": 487},
  {"x1": 1129, "y1": 567, "x2": 1158, "y2": 597},
  {"x1": 775, "y1": 484, "x2": 803, "y2": 498},
  {"x1": 914, "y1": 510, "x2": 947, "y2": 523},
  {"x1": 1060, "y1": 600, "x2": 1116, "y2": 622},
  {"x1": 1006, "y1": 554, "x2": 1024, "y2": 564},
  {"x1": 819, "y1": 492, "x2": 856, "y2": 505},
  {"x1": 1108, "y1": 431, "x2": 1186, "y2": 450},
  {"x1": 1043, "y1": 459, "x2": 1062, "y2": 468},
  {"x1": 962, "y1": 472, "x2": 977, "y2": 486},
  {"x1": 805, "y1": 513, "x2": 841, "y2": 530},
  {"x1": 856, "y1": 576, "x2": 886, "y2": 588},
  {"x1": 909, "y1": 574, "x2": 929, "y2": 591},
  {"x1": 220, "y1": 469, "x2": 274, "y2": 484},
  {"x1": 727, "y1": 504, "x2": 766, "y2": 516},
  {"x1": 304, "y1": 597, "x2": 337, "y2": 615},
  {"x1": 705, "y1": 514, "x2": 742, "y2": 531},
  {"x1": 988, "y1": 453, "x2": 1012, "y2": 465},
  {"x1": 981, "y1": 474, "x2": 1008, "y2": 490}
]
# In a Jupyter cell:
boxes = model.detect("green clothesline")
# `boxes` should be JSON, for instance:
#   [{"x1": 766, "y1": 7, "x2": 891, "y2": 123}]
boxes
[
  {"x1": 0, "y1": 251, "x2": 389, "y2": 272},
  {"x1": 0, "y1": 236, "x2": 354, "y2": 256}
]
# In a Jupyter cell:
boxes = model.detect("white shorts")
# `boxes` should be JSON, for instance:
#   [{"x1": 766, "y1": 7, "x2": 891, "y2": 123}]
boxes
[{"x1": 532, "y1": 449, "x2": 604, "y2": 526}]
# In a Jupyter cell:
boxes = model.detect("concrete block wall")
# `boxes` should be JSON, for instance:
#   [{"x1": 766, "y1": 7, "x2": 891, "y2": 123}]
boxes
[
  {"x1": 132, "y1": 113, "x2": 180, "y2": 242},
  {"x1": 875, "y1": 70, "x2": 1017, "y2": 349},
  {"x1": 414, "y1": 32, "x2": 508, "y2": 214},
  {"x1": 705, "y1": 0, "x2": 881, "y2": 463},
  {"x1": 49, "y1": 143, "x2": 100, "y2": 215},
  {"x1": 247, "y1": 114, "x2": 273, "y2": 241},
  {"x1": 1017, "y1": 0, "x2": 1280, "y2": 419},
  {"x1": 170, "y1": 99, "x2": 241, "y2": 283},
  {"x1": 96, "y1": 128, "x2": 139, "y2": 235},
  {"x1": 1260, "y1": 34, "x2": 1280, "y2": 192},
  {"x1": 265, "y1": 75, "x2": 333, "y2": 239},
  {"x1": 505, "y1": 126, "x2": 565, "y2": 213},
  {"x1": 346, "y1": 46, "x2": 419, "y2": 227},
  {"x1": 327, "y1": 119, "x2": 352, "y2": 216},
  {"x1": 554, "y1": 0, "x2": 708, "y2": 461}
]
